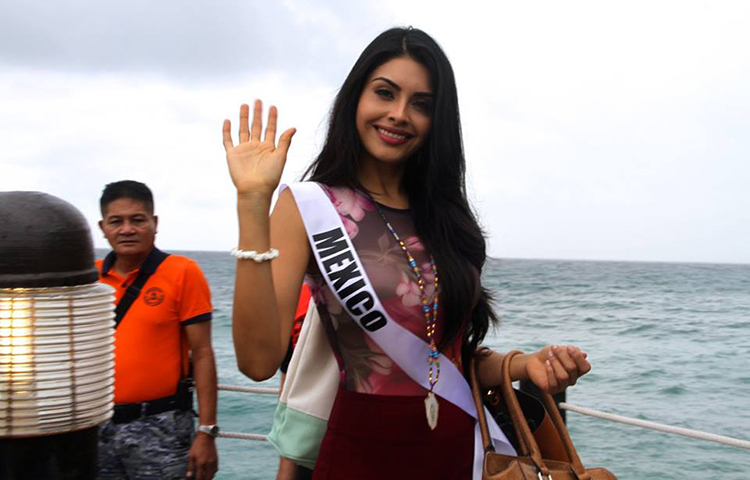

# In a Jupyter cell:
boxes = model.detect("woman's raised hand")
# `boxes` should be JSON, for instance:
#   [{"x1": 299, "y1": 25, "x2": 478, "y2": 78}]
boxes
[{"x1": 223, "y1": 100, "x2": 296, "y2": 197}]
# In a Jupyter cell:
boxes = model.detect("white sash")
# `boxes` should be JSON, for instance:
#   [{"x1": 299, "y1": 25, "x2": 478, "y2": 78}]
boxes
[{"x1": 282, "y1": 182, "x2": 516, "y2": 479}]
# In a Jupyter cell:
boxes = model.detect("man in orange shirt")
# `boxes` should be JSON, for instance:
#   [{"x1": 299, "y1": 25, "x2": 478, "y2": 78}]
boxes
[{"x1": 96, "y1": 180, "x2": 218, "y2": 480}]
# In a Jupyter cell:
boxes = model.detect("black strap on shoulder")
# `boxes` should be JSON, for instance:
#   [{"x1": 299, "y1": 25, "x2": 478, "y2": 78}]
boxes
[{"x1": 114, "y1": 248, "x2": 170, "y2": 329}]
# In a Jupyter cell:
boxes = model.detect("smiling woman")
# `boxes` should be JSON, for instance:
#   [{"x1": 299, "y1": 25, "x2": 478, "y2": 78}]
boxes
[
  {"x1": 222, "y1": 27, "x2": 590, "y2": 480},
  {"x1": 355, "y1": 57, "x2": 434, "y2": 169}
]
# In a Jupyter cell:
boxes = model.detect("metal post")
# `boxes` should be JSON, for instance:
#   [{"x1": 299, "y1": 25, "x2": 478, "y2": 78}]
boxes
[{"x1": 0, "y1": 427, "x2": 99, "y2": 479}]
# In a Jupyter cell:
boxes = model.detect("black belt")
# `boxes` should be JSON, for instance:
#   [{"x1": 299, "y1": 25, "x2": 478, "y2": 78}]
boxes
[{"x1": 112, "y1": 393, "x2": 182, "y2": 424}]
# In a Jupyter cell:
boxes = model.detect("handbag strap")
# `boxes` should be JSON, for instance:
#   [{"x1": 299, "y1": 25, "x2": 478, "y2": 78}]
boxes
[
  {"x1": 503, "y1": 351, "x2": 593, "y2": 480},
  {"x1": 540, "y1": 393, "x2": 592, "y2": 480},
  {"x1": 468, "y1": 356, "x2": 493, "y2": 453},
  {"x1": 469, "y1": 352, "x2": 543, "y2": 463},
  {"x1": 499, "y1": 351, "x2": 551, "y2": 477},
  {"x1": 472, "y1": 350, "x2": 597, "y2": 480}
]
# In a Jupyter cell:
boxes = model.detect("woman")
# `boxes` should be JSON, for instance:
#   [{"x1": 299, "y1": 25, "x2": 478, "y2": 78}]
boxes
[{"x1": 223, "y1": 27, "x2": 590, "y2": 479}]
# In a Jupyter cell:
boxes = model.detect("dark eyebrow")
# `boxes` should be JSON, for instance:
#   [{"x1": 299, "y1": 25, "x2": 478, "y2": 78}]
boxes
[{"x1": 371, "y1": 77, "x2": 434, "y2": 98}]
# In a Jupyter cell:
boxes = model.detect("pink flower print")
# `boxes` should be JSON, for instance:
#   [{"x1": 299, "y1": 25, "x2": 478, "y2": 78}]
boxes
[
  {"x1": 421, "y1": 262, "x2": 435, "y2": 282},
  {"x1": 424, "y1": 283, "x2": 436, "y2": 300},
  {"x1": 341, "y1": 216, "x2": 359, "y2": 239},
  {"x1": 404, "y1": 236, "x2": 425, "y2": 252},
  {"x1": 421, "y1": 262, "x2": 437, "y2": 297},
  {"x1": 360, "y1": 334, "x2": 428, "y2": 395},
  {"x1": 396, "y1": 272, "x2": 421, "y2": 307},
  {"x1": 327, "y1": 186, "x2": 374, "y2": 221}
]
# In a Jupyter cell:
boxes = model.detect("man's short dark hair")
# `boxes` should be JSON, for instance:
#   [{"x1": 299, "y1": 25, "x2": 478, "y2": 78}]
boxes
[{"x1": 100, "y1": 180, "x2": 154, "y2": 216}]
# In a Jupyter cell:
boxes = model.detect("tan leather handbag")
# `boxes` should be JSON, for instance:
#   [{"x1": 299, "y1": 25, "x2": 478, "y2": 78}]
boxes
[{"x1": 470, "y1": 351, "x2": 618, "y2": 480}]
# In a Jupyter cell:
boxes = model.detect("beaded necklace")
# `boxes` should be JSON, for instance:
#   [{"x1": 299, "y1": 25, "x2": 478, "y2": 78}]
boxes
[{"x1": 373, "y1": 201, "x2": 441, "y2": 430}]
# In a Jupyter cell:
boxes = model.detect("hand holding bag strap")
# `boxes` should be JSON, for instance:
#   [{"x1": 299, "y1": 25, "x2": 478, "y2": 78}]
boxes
[
  {"x1": 500, "y1": 351, "x2": 551, "y2": 478},
  {"x1": 469, "y1": 357, "x2": 493, "y2": 453}
]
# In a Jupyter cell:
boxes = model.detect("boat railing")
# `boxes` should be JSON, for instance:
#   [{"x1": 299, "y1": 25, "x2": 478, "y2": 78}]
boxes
[
  {"x1": 215, "y1": 384, "x2": 750, "y2": 451},
  {"x1": 215, "y1": 385, "x2": 278, "y2": 441}
]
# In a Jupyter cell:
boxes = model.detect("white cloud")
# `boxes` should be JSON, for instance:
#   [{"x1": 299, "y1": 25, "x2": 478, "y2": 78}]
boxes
[{"x1": 0, "y1": 68, "x2": 336, "y2": 250}]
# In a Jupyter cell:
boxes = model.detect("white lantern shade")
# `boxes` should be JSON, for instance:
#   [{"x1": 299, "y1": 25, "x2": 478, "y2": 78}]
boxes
[{"x1": 0, "y1": 283, "x2": 115, "y2": 437}]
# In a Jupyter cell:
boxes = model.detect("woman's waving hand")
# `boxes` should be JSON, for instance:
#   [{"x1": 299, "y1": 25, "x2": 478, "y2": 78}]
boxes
[{"x1": 223, "y1": 100, "x2": 296, "y2": 197}]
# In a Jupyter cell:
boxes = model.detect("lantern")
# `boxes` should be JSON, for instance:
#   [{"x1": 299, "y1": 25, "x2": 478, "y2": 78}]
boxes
[{"x1": 0, "y1": 191, "x2": 115, "y2": 479}]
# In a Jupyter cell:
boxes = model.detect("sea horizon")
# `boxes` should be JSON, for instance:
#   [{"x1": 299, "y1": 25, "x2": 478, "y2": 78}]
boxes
[{"x1": 94, "y1": 248, "x2": 750, "y2": 267}]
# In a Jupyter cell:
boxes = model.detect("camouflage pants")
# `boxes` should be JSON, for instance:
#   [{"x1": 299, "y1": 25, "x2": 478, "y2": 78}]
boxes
[{"x1": 97, "y1": 409, "x2": 195, "y2": 479}]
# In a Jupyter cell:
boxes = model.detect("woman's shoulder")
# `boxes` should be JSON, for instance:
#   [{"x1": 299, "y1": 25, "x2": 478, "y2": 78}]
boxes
[{"x1": 285, "y1": 182, "x2": 377, "y2": 218}]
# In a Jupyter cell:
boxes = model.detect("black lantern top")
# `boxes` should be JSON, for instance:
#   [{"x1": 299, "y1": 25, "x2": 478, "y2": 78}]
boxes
[{"x1": 0, "y1": 192, "x2": 98, "y2": 288}]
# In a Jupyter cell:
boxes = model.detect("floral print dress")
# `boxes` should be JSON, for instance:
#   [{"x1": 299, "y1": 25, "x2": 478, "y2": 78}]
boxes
[{"x1": 306, "y1": 185, "x2": 463, "y2": 396}]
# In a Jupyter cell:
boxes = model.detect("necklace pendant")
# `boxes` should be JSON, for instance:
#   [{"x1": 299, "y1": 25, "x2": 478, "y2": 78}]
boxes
[{"x1": 424, "y1": 391, "x2": 439, "y2": 430}]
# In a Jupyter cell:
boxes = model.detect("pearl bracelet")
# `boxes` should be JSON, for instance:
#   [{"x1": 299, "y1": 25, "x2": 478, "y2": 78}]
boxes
[{"x1": 230, "y1": 247, "x2": 280, "y2": 262}]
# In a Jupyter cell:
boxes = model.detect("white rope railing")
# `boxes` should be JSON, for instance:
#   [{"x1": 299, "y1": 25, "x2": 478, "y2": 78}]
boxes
[
  {"x1": 218, "y1": 384, "x2": 280, "y2": 395},
  {"x1": 560, "y1": 403, "x2": 750, "y2": 451},
  {"x1": 218, "y1": 431, "x2": 267, "y2": 441},
  {"x1": 215, "y1": 384, "x2": 279, "y2": 441}
]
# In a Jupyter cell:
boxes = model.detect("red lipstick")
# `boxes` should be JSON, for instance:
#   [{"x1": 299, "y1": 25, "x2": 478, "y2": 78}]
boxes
[{"x1": 374, "y1": 125, "x2": 412, "y2": 146}]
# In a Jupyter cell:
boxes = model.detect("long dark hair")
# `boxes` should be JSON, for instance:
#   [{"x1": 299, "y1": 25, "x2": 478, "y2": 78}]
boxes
[{"x1": 305, "y1": 27, "x2": 497, "y2": 364}]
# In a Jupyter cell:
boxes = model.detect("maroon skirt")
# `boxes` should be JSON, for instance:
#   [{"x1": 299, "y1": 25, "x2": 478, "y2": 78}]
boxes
[{"x1": 312, "y1": 388, "x2": 475, "y2": 480}]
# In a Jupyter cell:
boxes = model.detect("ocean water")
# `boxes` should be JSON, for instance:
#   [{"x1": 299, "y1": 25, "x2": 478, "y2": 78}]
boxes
[{"x1": 184, "y1": 251, "x2": 750, "y2": 480}]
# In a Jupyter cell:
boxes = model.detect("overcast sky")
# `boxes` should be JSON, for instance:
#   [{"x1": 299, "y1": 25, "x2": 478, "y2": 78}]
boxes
[{"x1": 2, "y1": 0, "x2": 748, "y2": 264}]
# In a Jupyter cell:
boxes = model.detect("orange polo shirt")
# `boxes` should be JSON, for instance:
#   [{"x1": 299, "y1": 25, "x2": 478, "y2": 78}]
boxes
[{"x1": 96, "y1": 248, "x2": 212, "y2": 404}]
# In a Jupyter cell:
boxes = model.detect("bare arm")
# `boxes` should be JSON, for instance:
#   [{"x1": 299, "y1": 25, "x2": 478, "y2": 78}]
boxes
[
  {"x1": 185, "y1": 321, "x2": 218, "y2": 480},
  {"x1": 223, "y1": 101, "x2": 308, "y2": 380},
  {"x1": 232, "y1": 190, "x2": 309, "y2": 380}
]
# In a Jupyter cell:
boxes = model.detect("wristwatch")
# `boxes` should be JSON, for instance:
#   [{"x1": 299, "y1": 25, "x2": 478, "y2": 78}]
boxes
[{"x1": 197, "y1": 424, "x2": 220, "y2": 438}]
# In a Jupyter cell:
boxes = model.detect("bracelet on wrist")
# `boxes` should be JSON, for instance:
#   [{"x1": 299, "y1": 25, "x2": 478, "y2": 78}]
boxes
[{"x1": 230, "y1": 247, "x2": 279, "y2": 262}]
